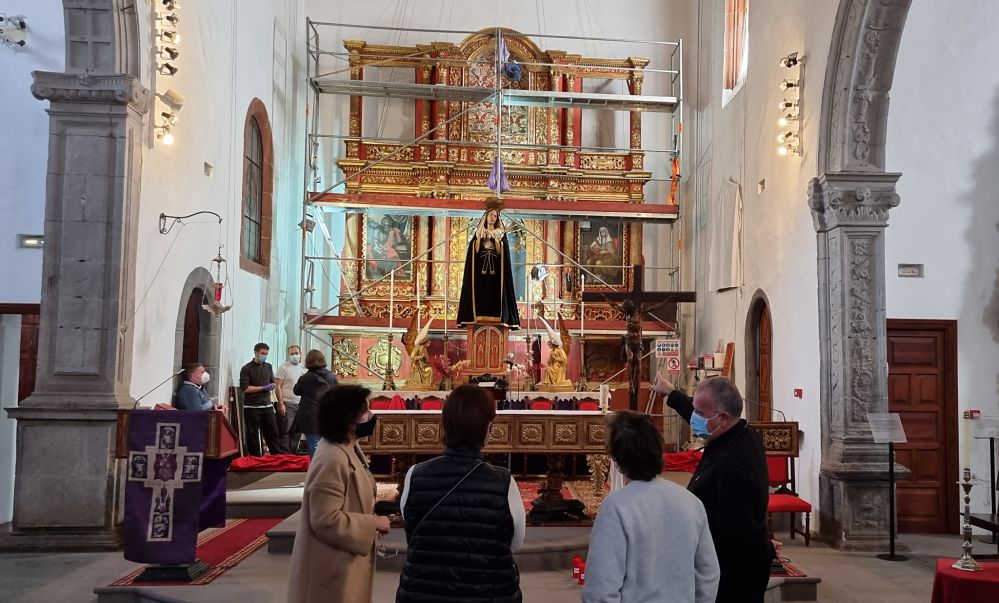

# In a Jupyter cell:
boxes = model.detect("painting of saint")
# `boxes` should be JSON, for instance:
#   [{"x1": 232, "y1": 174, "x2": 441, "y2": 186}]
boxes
[
  {"x1": 580, "y1": 221, "x2": 624, "y2": 286},
  {"x1": 365, "y1": 214, "x2": 412, "y2": 280},
  {"x1": 456, "y1": 200, "x2": 521, "y2": 329}
]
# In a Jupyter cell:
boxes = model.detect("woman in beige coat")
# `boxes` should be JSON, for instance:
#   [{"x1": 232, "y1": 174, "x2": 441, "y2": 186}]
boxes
[{"x1": 287, "y1": 384, "x2": 390, "y2": 603}]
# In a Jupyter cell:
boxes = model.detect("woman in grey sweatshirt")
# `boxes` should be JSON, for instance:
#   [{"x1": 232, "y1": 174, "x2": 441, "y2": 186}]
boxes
[{"x1": 583, "y1": 410, "x2": 720, "y2": 603}]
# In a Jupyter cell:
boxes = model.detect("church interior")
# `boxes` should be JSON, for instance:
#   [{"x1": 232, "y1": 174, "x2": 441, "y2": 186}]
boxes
[{"x1": 1, "y1": 0, "x2": 999, "y2": 601}]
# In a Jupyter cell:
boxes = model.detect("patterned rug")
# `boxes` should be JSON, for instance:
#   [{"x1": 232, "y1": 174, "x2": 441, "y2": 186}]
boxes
[{"x1": 109, "y1": 518, "x2": 282, "y2": 586}]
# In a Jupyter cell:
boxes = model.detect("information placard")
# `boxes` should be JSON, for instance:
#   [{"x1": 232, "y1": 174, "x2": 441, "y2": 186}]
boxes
[
  {"x1": 972, "y1": 415, "x2": 999, "y2": 439},
  {"x1": 867, "y1": 413, "x2": 907, "y2": 444},
  {"x1": 655, "y1": 338, "x2": 682, "y2": 375}
]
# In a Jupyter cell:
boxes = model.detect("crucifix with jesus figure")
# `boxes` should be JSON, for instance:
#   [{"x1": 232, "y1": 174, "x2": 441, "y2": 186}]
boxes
[{"x1": 582, "y1": 265, "x2": 696, "y2": 411}]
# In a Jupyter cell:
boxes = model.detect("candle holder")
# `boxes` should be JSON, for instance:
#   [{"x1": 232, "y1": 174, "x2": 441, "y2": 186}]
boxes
[
  {"x1": 382, "y1": 333, "x2": 398, "y2": 391},
  {"x1": 953, "y1": 467, "x2": 983, "y2": 572}
]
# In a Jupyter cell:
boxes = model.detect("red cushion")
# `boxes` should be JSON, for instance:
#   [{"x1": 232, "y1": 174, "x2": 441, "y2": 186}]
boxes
[
  {"x1": 369, "y1": 400, "x2": 391, "y2": 410},
  {"x1": 421, "y1": 400, "x2": 443, "y2": 410},
  {"x1": 579, "y1": 402, "x2": 599, "y2": 411},
  {"x1": 229, "y1": 453, "x2": 310, "y2": 472},
  {"x1": 767, "y1": 456, "x2": 789, "y2": 483},
  {"x1": 768, "y1": 493, "x2": 812, "y2": 513},
  {"x1": 529, "y1": 401, "x2": 553, "y2": 411}
]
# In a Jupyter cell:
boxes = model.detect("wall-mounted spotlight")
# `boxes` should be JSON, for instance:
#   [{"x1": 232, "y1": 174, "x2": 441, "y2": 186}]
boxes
[
  {"x1": 159, "y1": 46, "x2": 180, "y2": 60},
  {"x1": 779, "y1": 79, "x2": 799, "y2": 92},
  {"x1": 160, "y1": 111, "x2": 178, "y2": 127},
  {"x1": 777, "y1": 112, "x2": 798, "y2": 128},
  {"x1": 156, "y1": 126, "x2": 175, "y2": 145},
  {"x1": 779, "y1": 52, "x2": 800, "y2": 68},
  {"x1": 298, "y1": 215, "x2": 317, "y2": 233},
  {"x1": 160, "y1": 29, "x2": 180, "y2": 44},
  {"x1": 776, "y1": 131, "x2": 796, "y2": 144},
  {"x1": 777, "y1": 139, "x2": 800, "y2": 156},
  {"x1": 161, "y1": 13, "x2": 180, "y2": 26},
  {"x1": 158, "y1": 63, "x2": 179, "y2": 76},
  {"x1": 157, "y1": 88, "x2": 185, "y2": 111},
  {"x1": 778, "y1": 99, "x2": 798, "y2": 112},
  {"x1": 0, "y1": 14, "x2": 27, "y2": 48},
  {"x1": 162, "y1": 0, "x2": 181, "y2": 10}
]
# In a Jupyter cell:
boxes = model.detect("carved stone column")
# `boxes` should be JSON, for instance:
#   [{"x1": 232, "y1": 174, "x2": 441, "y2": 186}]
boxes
[
  {"x1": 809, "y1": 171, "x2": 908, "y2": 550},
  {"x1": 5, "y1": 72, "x2": 150, "y2": 549}
]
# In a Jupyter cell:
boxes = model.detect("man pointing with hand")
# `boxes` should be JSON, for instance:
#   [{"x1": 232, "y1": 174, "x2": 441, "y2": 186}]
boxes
[
  {"x1": 653, "y1": 375, "x2": 776, "y2": 603},
  {"x1": 240, "y1": 342, "x2": 289, "y2": 456}
]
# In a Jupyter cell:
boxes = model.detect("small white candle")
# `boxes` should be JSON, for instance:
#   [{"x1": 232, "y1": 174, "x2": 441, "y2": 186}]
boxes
[{"x1": 961, "y1": 411, "x2": 970, "y2": 470}]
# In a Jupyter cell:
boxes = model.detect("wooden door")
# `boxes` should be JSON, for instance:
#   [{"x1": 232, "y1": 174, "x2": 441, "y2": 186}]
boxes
[
  {"x1": 18, "y1": 312, "x2": 39, "y2": 402},
  {"x1": 887, "y1": 319, "x2": 958, "y2": 534},
  {"x1": 182, "y1": 289, "x2": 203, "y2": 366},
  {"x1": 756, "y1": 306, "x2": 773, "y2": 421}
]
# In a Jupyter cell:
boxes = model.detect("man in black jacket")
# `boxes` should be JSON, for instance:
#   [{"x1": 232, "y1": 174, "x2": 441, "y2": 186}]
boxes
[{"x1": 653, "y1": 375, "x2": 776, "y2": 603}]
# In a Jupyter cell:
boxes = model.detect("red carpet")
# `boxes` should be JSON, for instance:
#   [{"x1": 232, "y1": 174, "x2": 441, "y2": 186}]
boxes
[{"x1": 110, "y1": 518, "x2": 282, "y2": 586}]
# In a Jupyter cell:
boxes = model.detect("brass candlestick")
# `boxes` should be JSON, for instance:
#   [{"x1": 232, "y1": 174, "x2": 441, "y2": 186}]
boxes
[{"x1": 953, "y1": 467, "x2": 983, "y2": 572}]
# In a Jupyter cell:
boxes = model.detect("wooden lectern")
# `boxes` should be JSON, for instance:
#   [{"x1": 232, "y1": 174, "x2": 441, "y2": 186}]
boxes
[{"x1": 115, "y1": 408, "x2": 239, "y2": 460}]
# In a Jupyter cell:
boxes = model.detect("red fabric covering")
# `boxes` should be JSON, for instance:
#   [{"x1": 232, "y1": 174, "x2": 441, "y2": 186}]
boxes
[
  {"x1": 388, "y1": 394, "x2": 406, "y2": 410},
  {"x1": 370, "y1": 399, "x2": 391, "y2": 410},
  {"x1": 767, "y1": 456, "x2": 789, "y2": 483},
  {"x1": 579, "y1": 402, "x2": 600, "y2": 411},
  {"x1": 228, "y1": 453, "x2": 310, "y2": 472},
  {"x1": 932, "y1": 558, "x2": 999, "y2": 603},
  {"x1": 529, "y1": 401, "x2": 553, "y2": 411},
  {"x1": 421, "y1": 400, "x2": 443, "y2": 410},
  {"x1": 663, "y1": 450, "x2": 702, "y2": 473},
  {"x1": 768, "y1": 493, "x2": 812, "y2": 513}
]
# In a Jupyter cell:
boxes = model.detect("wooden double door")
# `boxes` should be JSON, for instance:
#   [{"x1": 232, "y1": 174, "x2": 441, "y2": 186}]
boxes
[{"x1": 887, "y1": 319, "x2": 959, "y2": 534}]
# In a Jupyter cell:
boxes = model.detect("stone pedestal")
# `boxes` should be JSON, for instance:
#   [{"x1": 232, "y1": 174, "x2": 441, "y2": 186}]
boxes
[
  {"x1": 809, "y1": 172, "x2": 910, "y2": 550},
  {"x1": 3, "y1": 72, "x2": 149, "y2": 550}
]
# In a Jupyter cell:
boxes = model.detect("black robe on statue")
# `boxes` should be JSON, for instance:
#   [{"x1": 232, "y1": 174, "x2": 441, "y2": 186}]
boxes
[{"x1": 456, "y1": 230, "x2": 520, "y2": 328}]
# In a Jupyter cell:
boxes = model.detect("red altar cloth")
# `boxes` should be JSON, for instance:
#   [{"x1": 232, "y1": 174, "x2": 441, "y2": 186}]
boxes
[
  {"x1": 931, "y1": 558, "x2": 999, "y2": 603},
  {"x1": 663, "y1": 450, "x2": 702, "y2": 473},
  {"x1": 229, "y1": 454, "x2": 310, "y2": 472}
]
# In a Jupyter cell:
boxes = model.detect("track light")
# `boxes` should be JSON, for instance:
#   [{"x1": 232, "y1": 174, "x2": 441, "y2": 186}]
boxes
[
  {"x1": 777, "y1": 113, "x2": 798, "y2": 127},
  {"x1": 776, "y1": 131, "x2": 797, "y2": 144},
  {"x1": 160, "y1": 29, "x2": 180, "y2": 44},
  {"x1": 159, "y1": 46, "x2": 179, "y2": 60},
  {"x1": 0, "y1": 14, "x2": 28, "y2": 48},
  {"x1": 161, "y1": 111, "x2": 178, "y2": 127},
  {"x1": 162, "y1": 13, "x2": 179, "y2": 26},
  {"x1": 156, "y1": 126, "x2": 175, "y2": 145},
  {"x1": 779, "y1": 79, "x2": 798, "y2": 91},
  {"x1": 778, "y1": 100, "x2": 798, "y2": 112},
  {"x1": 162, "y1": 0, "x2": 181, "y2": 9},
  {"x1": 158, "y1": 63, "x2": 178, "y2": 76},
  {"x1": 779, "y1": 52, "x2": 800, "y2": 68}
]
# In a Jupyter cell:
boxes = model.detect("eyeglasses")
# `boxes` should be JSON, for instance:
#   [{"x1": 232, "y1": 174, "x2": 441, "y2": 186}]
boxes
[{"x1": 376, "y1": 515, "x2": 400, "y2": 559}]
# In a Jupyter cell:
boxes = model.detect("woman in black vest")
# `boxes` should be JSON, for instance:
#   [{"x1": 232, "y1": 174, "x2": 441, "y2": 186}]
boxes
[{"x1": 396, "y1": 384, "x2": 524, "y2": 603}]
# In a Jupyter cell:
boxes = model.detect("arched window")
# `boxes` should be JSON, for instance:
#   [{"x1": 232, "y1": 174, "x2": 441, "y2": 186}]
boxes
[
  {"x1": 723, "y1": 0, "x2": 749, "y2": 94},
  {"x1": 240, "y1": 98, "x2": 273, "y2": 276}
]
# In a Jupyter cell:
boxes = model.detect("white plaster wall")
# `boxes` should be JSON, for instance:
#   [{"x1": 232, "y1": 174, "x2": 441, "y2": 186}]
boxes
[
  {"x1": 305, "y1": 0, "x2": 696, "y2": 292},
  {"x1": 128, "y1": 0, "x2": 307, "y2": 403},
  {"x1": 886, "y1": 0, "x2": 999, "y2": 516},
  {"x1": 0, "y1": 0, "x2": 64, "y2": 304},
  {"x1": 688, "y1": 0, "x2": 841, "y2": 520}
]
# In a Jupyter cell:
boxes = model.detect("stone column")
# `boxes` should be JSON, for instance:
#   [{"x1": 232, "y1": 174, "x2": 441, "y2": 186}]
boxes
[
  {"x1": 809, "y1": 171, "x2": 908, "y2": 550},
  {"x1": 5, "y1": 72, "x2": 150, "y2": 549}
]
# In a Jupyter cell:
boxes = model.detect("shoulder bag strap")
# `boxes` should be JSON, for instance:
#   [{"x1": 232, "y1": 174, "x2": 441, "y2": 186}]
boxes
[{"x1": 410, "y1": 460, "x2": 484, "y2": 537}]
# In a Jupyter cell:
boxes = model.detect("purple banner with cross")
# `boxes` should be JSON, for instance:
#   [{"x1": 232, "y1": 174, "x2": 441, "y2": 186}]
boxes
[{"x1": 124, "y1": 410, "x2": 209, "y2": 565}]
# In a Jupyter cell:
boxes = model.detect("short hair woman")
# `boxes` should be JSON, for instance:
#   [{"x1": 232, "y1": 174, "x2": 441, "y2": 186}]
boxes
[
  {"x1": 396, "y1": 384, "x2": 525, "y2": 603},
  {"x1": 287, "y1": 384, "x2": 391, "y2": 603},
  {"x1": 583, "y1": 410, "x2": 720, "y2": 603}
]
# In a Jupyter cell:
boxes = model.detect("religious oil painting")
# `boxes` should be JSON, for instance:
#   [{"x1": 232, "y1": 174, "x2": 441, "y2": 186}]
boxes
[
  {"x1": 578, "y1": 220, "x2": 625, "y2": 287},
  {"x1": 364, "y1": 214, "x2": 413, "y2": 281}
]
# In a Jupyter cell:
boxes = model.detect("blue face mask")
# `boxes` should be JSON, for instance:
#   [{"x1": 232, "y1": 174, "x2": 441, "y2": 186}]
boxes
[
  {"x1": 256, "y1": 354, "x2": 268, "y2": 363},
  {"x1": 690, "y1": 410, "x2": 720, "y2": 437}
]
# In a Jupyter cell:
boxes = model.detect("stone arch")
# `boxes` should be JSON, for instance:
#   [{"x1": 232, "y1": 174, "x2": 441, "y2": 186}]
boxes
[
  {"x1": 174, "y1": 268, "x2": 222, "y2": 400},
  {"x1": 743, "y1": 290, "x2": 773, "y2": 422}
]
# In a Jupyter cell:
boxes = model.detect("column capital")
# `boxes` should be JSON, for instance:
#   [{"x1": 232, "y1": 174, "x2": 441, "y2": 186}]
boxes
[
  {"x1": 808, "y1": 171, "x2": 901, "y2": 231},
  {"x1": 31, "y1": 71, "x2": 151, "y2": 114}
]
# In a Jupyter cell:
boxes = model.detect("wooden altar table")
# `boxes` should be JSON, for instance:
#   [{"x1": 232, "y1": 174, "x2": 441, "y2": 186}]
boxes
[{"x1": 363, "y1": 410, "x2": 609, "y2": 523}]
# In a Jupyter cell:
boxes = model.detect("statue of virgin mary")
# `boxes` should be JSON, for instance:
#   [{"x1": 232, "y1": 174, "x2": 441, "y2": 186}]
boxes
[{"x1": 456, "y1": 199, "x2": 521, "y2": 329}]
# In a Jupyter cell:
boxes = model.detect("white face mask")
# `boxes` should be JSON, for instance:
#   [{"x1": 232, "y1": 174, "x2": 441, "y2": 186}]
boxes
[
  {"x1": 200, "y1": 371, "x2": 211, "y2": 385},
  {"x1": 290, "y1": 354, "x2": 301, "y2": 365}
]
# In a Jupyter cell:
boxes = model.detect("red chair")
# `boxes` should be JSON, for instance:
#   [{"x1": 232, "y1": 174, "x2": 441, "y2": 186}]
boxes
[
  {"x1": 579, "y1": 401, "x2": 600, "y2": 411},
  {"x1": 529, "y1": 400, "x2": 553, "y2": 411},
  {"x1": 369, "y1": 398, "x2": 391, "y2": 410},
  {"x1": 766, "y1": 455, "x2": 812, "y2": 546},
  {"x1": 420, "y1": 399, "x2": 443, "y2": 411}
]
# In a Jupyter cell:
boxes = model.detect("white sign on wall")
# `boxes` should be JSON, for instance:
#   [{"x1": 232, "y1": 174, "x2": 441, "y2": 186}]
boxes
[{"x1": 655, "y1": 338, "x2": 681, "y2": 375}]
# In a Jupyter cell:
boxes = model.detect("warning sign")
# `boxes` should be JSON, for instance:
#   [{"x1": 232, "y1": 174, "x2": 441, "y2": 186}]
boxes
[{"x1": 655, "y1": 338, "x2": 682, "y2": 375}]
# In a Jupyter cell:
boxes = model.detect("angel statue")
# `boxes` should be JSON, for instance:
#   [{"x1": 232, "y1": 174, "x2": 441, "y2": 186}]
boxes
[
  {"x1": 402, "y1": 313, "x2": 436, "y2": 391},
  {"x1": 456, "y1": 198, "x2": 521, "y2": 329},
  {"x1": 537, "y1": 314, "x2": 574, "y2": 392}
]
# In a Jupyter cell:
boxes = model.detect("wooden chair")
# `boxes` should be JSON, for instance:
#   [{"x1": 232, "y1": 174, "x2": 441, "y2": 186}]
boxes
[
  {"x1": 578, "y1": 401, "x2": 600, "y2": 411},
  {"x1": 369, "y1": 399, "x2": 391, "y2": 410},
  {"x1": 529, "y1": 400, "x2": 553, "y2": 411}
]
